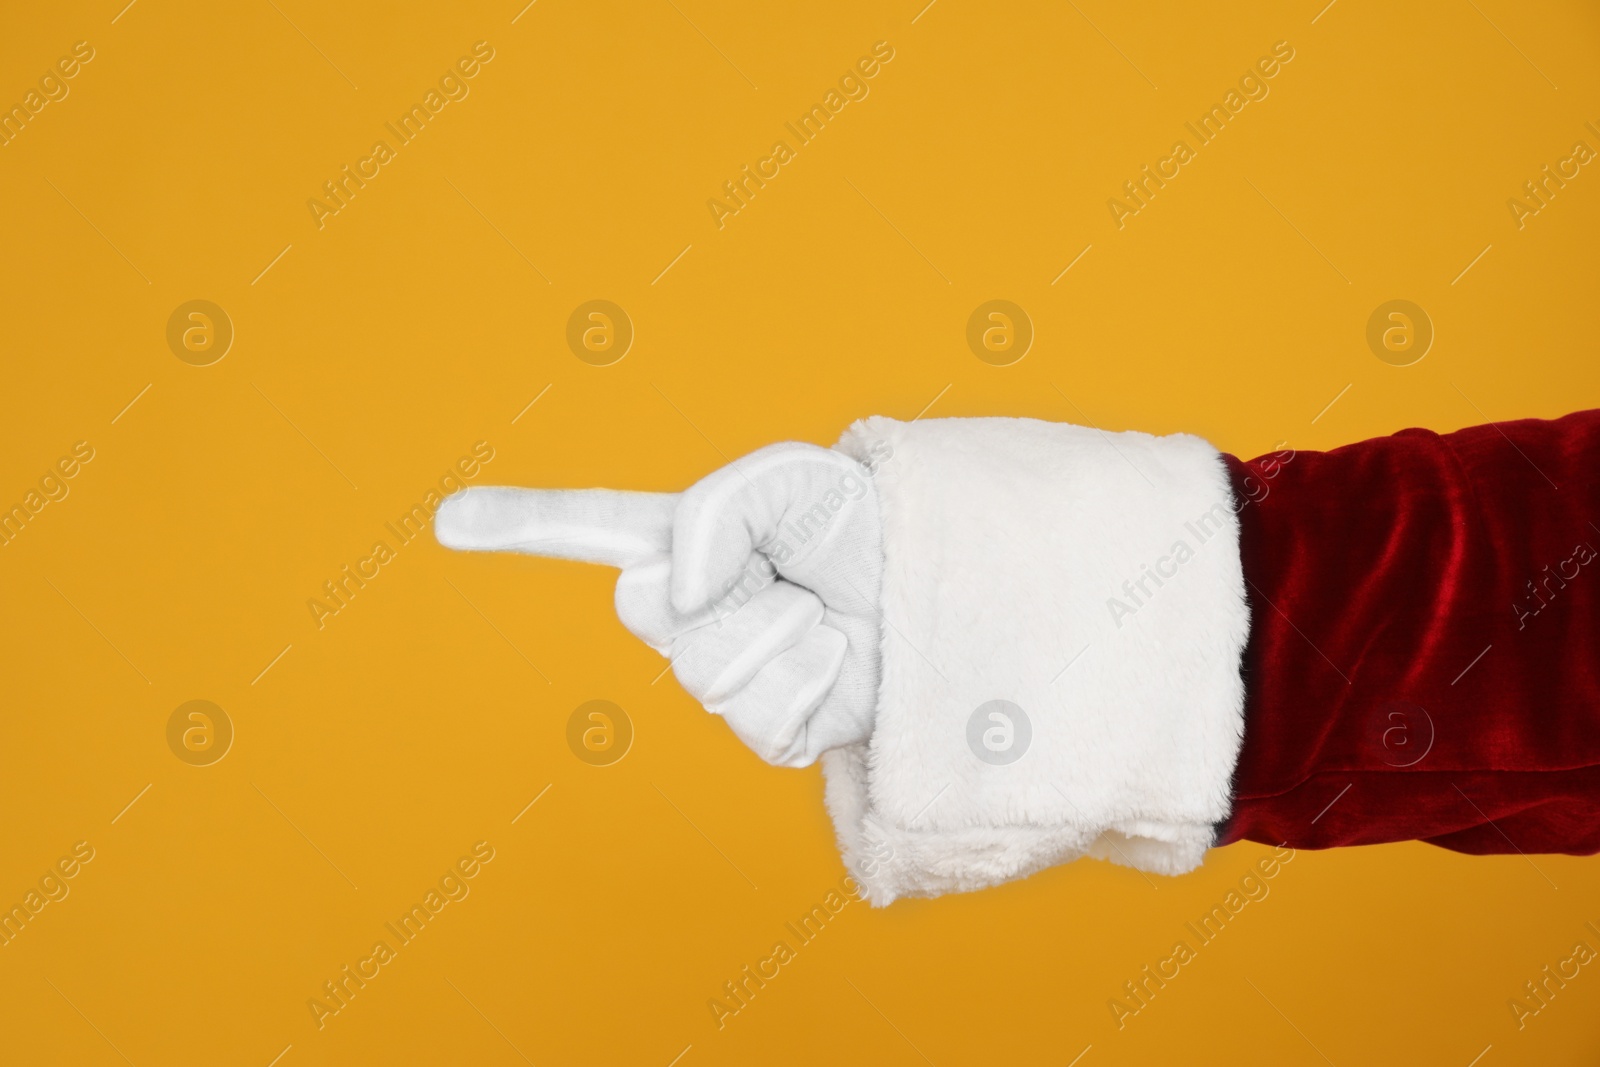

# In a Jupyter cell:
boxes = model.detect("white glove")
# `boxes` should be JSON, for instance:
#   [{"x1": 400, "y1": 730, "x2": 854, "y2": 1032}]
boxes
[{"x1": 433, "y1": 443, "x2": 883, "y2": 767}]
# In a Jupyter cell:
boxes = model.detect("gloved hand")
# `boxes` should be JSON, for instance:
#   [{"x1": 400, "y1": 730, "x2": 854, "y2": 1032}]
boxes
[{"x1": 433, "y1": 443, "x2": 884, "y2": 767}]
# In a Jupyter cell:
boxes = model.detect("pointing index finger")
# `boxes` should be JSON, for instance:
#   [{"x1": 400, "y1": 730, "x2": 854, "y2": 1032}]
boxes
[{"x1": 435, "y1": 487, "x2": 678, "y2": 569}]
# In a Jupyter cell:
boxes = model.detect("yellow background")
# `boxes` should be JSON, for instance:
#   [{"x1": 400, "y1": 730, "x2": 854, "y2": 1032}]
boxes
[{"x1": 2, "y1": 0, "x2": 1598, "y2": 1063}]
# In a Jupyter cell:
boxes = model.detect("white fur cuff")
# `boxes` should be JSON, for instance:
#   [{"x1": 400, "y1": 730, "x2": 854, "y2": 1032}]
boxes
[{"x1": 825, "y1": 416, "x2": 1250, "y2": 905}]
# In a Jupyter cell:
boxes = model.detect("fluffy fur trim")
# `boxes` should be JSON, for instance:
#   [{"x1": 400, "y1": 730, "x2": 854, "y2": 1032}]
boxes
[{"x1": 825, "y1": 416, "x2": 1249, "y2": 905}]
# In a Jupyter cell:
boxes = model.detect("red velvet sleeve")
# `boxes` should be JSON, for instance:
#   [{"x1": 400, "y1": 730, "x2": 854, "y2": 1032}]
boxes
[{"x1": 1217, "y1": 409, "x2": 1600, "y2": 856}]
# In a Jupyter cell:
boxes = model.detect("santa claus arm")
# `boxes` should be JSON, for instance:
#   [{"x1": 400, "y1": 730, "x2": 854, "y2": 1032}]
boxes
[
  {"x1": 436, "y1": 409, "x2": 1600, "y2": 905},
  {"x1": 1219, "y1": 408, "x2": 1600, "y2": 856}
]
